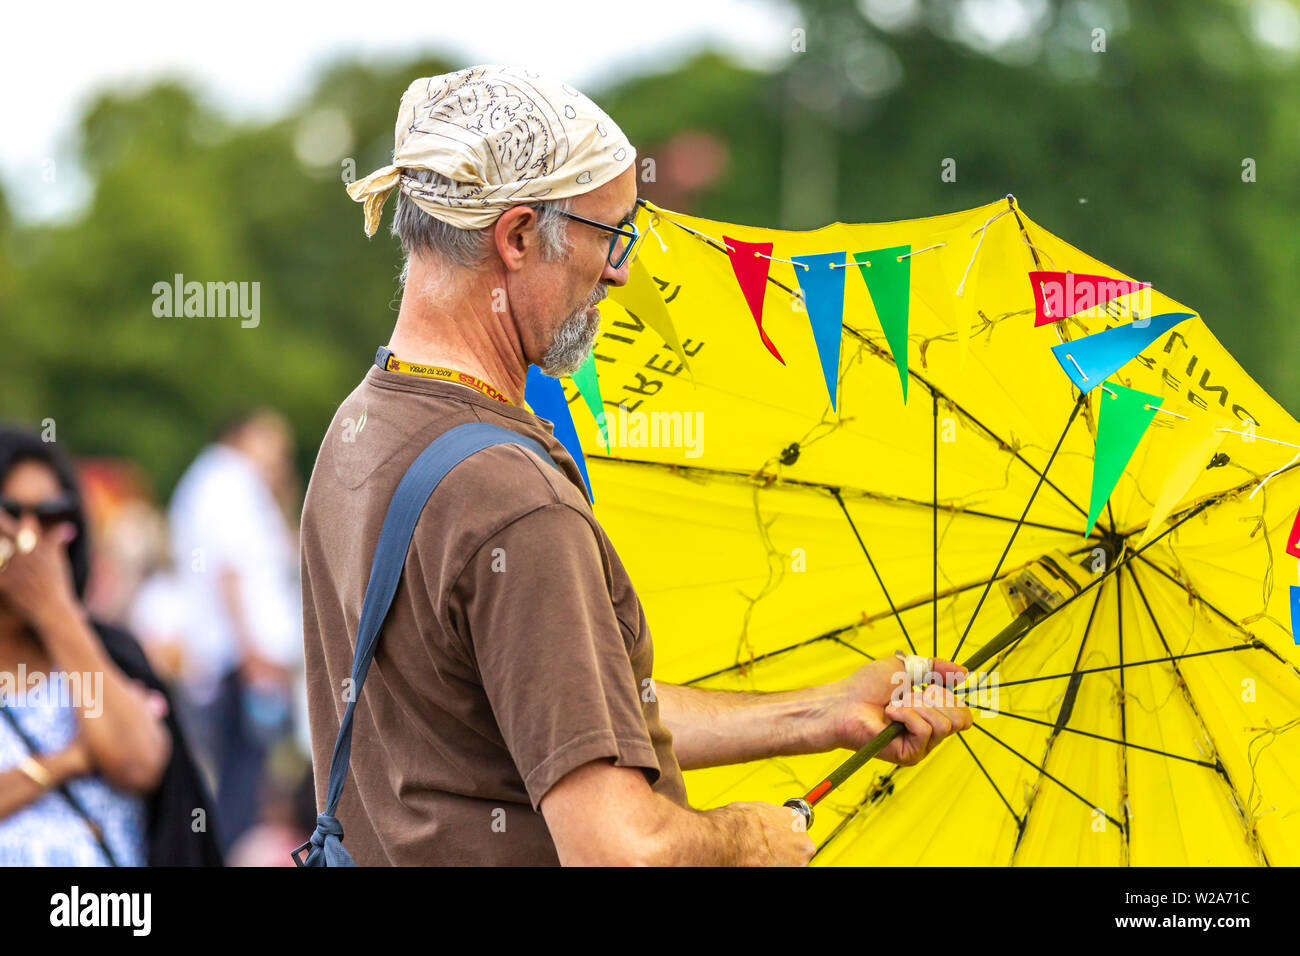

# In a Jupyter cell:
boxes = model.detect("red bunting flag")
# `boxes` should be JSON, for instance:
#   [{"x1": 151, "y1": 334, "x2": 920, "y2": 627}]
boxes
[
  {"x1": 1030, "y1": 271, "x2": 1151, "y2": 327},
  {"x1": 724, "y1": 235, "x2": 785, "y2": 364},
  {"x1": 1287, "y1": 506, "x2": 1300, "y2": 560}
]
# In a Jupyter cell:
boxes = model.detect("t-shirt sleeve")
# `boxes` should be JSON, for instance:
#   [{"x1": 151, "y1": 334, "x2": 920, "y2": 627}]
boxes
[{"x1": 448, "y1": 501, "x2": 661, "y2": 810}]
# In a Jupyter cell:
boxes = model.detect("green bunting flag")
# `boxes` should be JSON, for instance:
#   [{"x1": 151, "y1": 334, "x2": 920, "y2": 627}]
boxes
[
  {"x1": 1086, "y1": 383, "x2": 1162, "y2": 537},
  {"x1": 854, "y1": 245, "x2": 911, "y2": 402},
  {"x1": 571, "y1": 351, "x2": 610, "y2": 452}
]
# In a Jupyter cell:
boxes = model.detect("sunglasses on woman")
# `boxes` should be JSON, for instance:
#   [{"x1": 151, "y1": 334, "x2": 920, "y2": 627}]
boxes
[{"x1": 0, "y1": 495, "x2": 79, "y2": 528}]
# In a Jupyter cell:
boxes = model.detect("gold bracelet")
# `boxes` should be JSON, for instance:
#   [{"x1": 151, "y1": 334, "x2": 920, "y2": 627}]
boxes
[{"x1": 17, "y1": 756, "x2": 54, "y2": 791}]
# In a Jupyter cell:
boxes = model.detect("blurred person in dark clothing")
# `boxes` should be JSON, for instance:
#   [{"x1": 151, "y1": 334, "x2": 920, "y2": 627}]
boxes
[{"x1": 0, "y1": 425, "x2": 221, "y2": 865}]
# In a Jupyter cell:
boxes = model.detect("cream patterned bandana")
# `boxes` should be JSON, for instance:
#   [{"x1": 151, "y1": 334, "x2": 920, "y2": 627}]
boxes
[{"x1": 346, "y1": 65, "x2": 635, "y2": 234}]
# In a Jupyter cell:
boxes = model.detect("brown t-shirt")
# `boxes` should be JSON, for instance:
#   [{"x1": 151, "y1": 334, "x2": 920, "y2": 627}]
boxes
[{"x1": 301, "y1": 363, "x2": 688, "y2": 865}]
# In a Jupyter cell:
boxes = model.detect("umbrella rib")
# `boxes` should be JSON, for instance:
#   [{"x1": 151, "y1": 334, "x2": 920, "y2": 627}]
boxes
[
  {"x1": 941, "y1": 199, "x2": 1085, "y2": 521},
  {"x1": 1116, "y1": 568, "x2": 1132, "y2": 863},
  {"x1": 684, "y1": 635, "x2": 839, "y2": 686},
  {"x1": 1051, "y1": 581, "x2": 1104, "y2": 748},
  {"x1": 685, "y1": 540, "x2": 1104, "y2": 686},
  {"x1": 1126, "y1": 563, "x2": 1270, "y2": 864},
  {"x1": 595, "y1": 454, "x2": 1087, "y2": 536},
  {"x1": 933, "y1": 391, "x2": 939, "y2": 659},
  {"x1": 1132, "y1": 553, "x2": 1300, "y2": 678},
  {"x1": 810, "y1": 767, "x2": 902, "y2": 860},
  {"x1": 811, "y1": 730, "x2": 1028, "y2": 860},
  {"x1": 952, "y1": 396, "x2": 1084, "y2": 661},
  {"x1": 870, "y1": 539, "x2": 1103, "y2": 634},
  {"x1": 958, "y1": 733, "x2": 1023, "y2": 827},
  {"x1": 1112, "y1": 459, "x2": 1300, "y2": 543},
  {"x1": 659, "y1": 211, "x2": 1094, "y2": 521},
  {"x1": 841, "y1": 323, "x2": 1093, "y2": 522},
  {"x1": 953, "y1": 644, "x2": 1259, "y2": 691},
  {"x1": 927, "y1": 386, "x2": 1091, "y2": 522},
  {"x1": 831, "y1": 488, "x2": 916, "y2": 655},
  {"x1": 966, "y1": 704, "x2": 1216, "y2": 767},
  {"x1": 1009, "y1": 198, "x2": 1046, "y2": 273},
  {"x1": 1010, "y1": 584, "x2": 1108, "y2": 854},
  {"x1": 831, "y1": 636, "x2": 876, "y2": 660},
  {"x1": 953, "y1": 492, "x2": 1227, "y2": 679},
  {"x1": 971, "y1": 723, "x2": 1125, "y2": 830},
  {"x1": 866, "y1": 539, "x2": 1103, "y2": 647}
]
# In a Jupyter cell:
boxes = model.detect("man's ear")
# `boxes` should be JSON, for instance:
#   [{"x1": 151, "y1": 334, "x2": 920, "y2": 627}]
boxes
[{"x1": 493, "y1": 206, "x2": 538, "y2": 272}]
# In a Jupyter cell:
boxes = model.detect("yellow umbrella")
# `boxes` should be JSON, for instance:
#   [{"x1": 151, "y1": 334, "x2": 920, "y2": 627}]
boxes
[{"x1": 551, "y1": 196, "x2": 1300, "y2": 866}]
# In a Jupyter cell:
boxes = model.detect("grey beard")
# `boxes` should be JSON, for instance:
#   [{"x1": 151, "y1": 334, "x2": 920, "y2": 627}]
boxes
[{"x1": 538, "y1": 288, "x2": 605, "y2": 378}]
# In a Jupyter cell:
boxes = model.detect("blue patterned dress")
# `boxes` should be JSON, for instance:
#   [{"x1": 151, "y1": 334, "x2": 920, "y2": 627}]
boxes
[{"x1": 0, "y1": 695, "x2": 147, "y2": 867}]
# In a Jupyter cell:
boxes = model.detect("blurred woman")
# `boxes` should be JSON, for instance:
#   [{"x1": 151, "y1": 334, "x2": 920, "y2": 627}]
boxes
[{"x1": 0, "y1": 425, "x2": 221, "y2": 865}]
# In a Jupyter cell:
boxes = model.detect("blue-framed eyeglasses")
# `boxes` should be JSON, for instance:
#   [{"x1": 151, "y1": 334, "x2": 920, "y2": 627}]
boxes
[{"x1": 560, "y1": 209, "x2": 643, "y2": 269}]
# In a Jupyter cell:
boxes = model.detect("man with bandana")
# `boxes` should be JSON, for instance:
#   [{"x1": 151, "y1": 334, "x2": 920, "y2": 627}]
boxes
[{"x1": 300, "y1": 65, "x2": 971, "y2": 866}]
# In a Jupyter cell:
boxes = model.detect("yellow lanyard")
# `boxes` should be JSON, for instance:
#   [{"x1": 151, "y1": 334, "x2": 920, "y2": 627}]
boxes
[{"x1": 378, "y1": 349, "x2": 514, "y2": 406}]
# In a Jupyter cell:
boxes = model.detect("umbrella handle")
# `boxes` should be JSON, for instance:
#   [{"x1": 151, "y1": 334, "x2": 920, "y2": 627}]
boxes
[
  {"x1": 784, "y1": 720, "x2": 907, "y2": 829},
  {"x1": 783, "y1": 798, "x2": 814, "y2": 829},
  {"x1": 777, "y1": 605, "x2": 1052, "y2": 826}
]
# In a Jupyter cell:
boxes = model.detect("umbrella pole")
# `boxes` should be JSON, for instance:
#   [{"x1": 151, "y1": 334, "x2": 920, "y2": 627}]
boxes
[
  {"x1": 784, "y1": 604, "x2": 1047, "y2": 828},
  {"x1": 777, "y1": 398, "x2": 1276, "y2": 832},
  {"x1": 782, "y1": 400, "x2": 1090, "y2": 828}
]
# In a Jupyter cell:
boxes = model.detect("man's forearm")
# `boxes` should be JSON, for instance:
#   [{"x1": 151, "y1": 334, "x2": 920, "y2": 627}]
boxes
[
  {"x1": 625, "y1": 791, "x2": 795, "y2": 866},
  {"x1": 645, "y1": 802, "x2": 773, "y2": 866},
  {"x1": 655, "y1": 681, "x2": 844, "y2": 770}
]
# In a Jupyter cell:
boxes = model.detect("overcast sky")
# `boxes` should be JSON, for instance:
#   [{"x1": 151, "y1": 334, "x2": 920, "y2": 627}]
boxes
[{"x1": 0, "y1": 0, "x2": 798, "y2": 221}]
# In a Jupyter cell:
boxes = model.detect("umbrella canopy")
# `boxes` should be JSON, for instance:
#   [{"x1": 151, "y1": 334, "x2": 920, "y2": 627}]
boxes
[{"x1": 531, "y1": 196, "x2": 1300, "y2": 866}]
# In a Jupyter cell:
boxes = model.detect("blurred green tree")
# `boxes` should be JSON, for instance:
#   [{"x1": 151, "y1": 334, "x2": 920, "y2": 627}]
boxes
[{"x1": 0, "y1": 0, "x2": 1294, "y2": 498}]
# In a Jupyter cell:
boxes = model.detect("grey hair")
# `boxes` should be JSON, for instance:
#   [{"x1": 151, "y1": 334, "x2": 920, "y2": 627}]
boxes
[{"x1": 392, "y1": 168, "x2": 574, "y2": 281}]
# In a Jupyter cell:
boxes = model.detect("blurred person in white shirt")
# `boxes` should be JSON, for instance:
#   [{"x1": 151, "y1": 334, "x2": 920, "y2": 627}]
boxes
[{"x1": 167, "y1": 409, "x2": 302, "y2": 852}]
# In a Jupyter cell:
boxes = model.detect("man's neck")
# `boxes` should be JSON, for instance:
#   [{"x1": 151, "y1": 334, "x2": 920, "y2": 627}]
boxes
[{"x1": 387, "y1": 262, "x2": 528, "y2": 406}]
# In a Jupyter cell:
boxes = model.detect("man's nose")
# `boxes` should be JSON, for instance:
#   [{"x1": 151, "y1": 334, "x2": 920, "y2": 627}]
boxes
[{"x1": 602, "y1": 257, "x2": 631, "y2": 287}]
